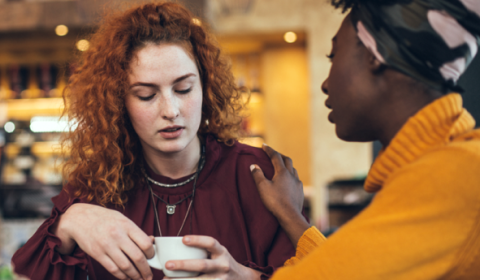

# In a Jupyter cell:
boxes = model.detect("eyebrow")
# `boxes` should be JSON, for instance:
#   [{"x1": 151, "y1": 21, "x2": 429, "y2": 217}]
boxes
[
  {"x1": 129, "y1": 73, "x2": 196, "y2": 89},
  {"x1": 129, "y1": 82, "x2": 159, "y2": 90},
  {"x1": 172, "y1": 73, "x2": 196, "y2": 84},
  {"x1": 332, "y1": 36, "x2": 337, "y2": 42}
]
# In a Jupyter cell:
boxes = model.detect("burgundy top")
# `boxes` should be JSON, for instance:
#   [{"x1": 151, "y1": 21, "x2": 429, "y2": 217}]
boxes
[{"x1": 12, "y1": 135, "x2": 295, "y2": 279}]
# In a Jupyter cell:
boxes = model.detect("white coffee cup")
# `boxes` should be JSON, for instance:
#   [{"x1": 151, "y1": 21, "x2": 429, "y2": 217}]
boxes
[{"x1": 147, "y1": 236, "x2": 208, "y2": 278}]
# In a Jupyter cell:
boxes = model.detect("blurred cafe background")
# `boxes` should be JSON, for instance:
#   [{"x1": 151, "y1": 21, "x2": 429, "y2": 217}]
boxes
[{"x1": 0, "y1": 0, "x2": 479, "y2": 278}]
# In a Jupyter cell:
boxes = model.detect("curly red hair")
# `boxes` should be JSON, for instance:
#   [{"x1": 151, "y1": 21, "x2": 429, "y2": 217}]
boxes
[{"x1": 62, "y1": 1, "x2": 246, "y2": 207}]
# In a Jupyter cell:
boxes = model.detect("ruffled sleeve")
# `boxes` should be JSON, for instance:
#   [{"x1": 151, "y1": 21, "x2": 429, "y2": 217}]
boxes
[{"x1": 11, "y1": 188, "x2": 89, "y2": 280}]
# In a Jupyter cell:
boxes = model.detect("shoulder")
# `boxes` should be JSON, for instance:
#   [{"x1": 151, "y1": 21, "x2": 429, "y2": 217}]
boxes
[
  {"x1": 449, "y1": 131, "x2": 480, "y2": 155},
  {"x1": 385, "y1": 140, "x2": 480, "y2": 197},
  {"x1": 397, "y1": 143, "x2": 480, "y2": 177},
  {"x1": 423, "y1": 138, "x2": 480, "y2": 168},
  {"x1": 236, "y1": 141, "x2": 272, "y2": 164},
  {"x1": 214, "y1": 140, "x2": 274, "y2": 178}
]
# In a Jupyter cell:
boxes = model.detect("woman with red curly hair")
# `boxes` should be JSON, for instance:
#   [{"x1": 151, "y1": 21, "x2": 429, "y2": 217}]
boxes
[{"x1": 11, "y1": 2, "x2": 295, "y2": 279}]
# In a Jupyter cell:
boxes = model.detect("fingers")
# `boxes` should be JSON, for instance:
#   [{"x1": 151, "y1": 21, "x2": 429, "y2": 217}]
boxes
[
  {"x1": 102, "y1": 223, "x2": 153, "y2": 280},
  {"x1": 163, "y1": 275, "x2": 222, "y2": 280},
  {"x1": 97, "y1": 254, "x2": 129, "y2": 280},
  {"x1": 282, "y1": 155, "x2": 294, "y2": 173},
  {"x1": 121, "y1": 237, "x2": 153, "y2": 280},
  {"x1": 166, "y1": 259, "x2": 223, "y2": 274},
  {"x1": 129, "y1": 227, "x2": 155, "y2": 259},
  {"x1": 182, "y1": 235, "x2": 223, "y2": 255},
  {"x1": 166, "y1": 236, "x2": 226, "y2": 274},
  {"x1": 250, "y1": 164, "x2": 270, "y2": 188},
  {"x1": 113, "y1": 249, "x2": 142, "y2": 280},
  {"x1": 262, "y1": 144, "x2": 297, "y2": 176},
  {"x1": 262, "y1": 144, "x2": 286, "y2": 171},
  {"x1": 103, "y1": 248, "x2": 141, "y2": 280},
  {"x1": 293, "y1": 168, "x2": 299, "y2": 180}
]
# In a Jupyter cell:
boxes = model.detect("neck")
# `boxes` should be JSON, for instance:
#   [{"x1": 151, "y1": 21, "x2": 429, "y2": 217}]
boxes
[
  {"x1": 377, "y1": 85, "x2": 443, "y2": 147},
  {"x1": 143, "y1": 136, "x2": 201, "y2": 179}
]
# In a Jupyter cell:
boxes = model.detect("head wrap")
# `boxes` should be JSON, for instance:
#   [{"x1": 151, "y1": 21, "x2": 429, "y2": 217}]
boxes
[{"x1": 351, "y1": 0, "x2": 480, "y2": 93}]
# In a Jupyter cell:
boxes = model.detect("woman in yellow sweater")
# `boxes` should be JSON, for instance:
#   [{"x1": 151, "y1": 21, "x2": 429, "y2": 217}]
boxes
[{"x1": 164, "y1": 0, "x2": 480, "y2": 279}]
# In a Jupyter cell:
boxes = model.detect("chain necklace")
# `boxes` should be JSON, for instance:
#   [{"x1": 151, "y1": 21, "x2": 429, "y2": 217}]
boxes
[
  {"x1": 145, "y1": 145, "x2": 205, "y2": 236},
  {"x1": 141, "y1": 157, "x2": 205, "y2": 188}
]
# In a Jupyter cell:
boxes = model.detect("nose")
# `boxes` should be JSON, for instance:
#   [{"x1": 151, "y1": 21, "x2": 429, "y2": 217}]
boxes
[
  {"x1": 321, "y1": 78, "x2": 329, "y2": 95},
  {"x1": 161, "y1": 94, "x2": 180, "y2": 120}
]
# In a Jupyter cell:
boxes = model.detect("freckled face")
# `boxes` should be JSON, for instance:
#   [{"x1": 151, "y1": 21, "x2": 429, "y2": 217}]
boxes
[{"x1": 125, "y1": 43, "x2": 203, "y2": 157}]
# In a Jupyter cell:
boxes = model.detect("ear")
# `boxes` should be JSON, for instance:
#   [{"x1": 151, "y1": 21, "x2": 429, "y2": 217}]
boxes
[{"x1": 366, "y1": 49, "x2": 386, "y2": 74}]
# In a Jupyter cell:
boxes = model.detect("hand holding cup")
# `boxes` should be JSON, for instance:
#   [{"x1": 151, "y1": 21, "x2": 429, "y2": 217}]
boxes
[{"x1": 147, "y1": 236, "x2": 207, "y2": 278}]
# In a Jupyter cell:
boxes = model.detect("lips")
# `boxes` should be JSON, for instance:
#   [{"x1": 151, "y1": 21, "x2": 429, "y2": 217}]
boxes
[
  {"x1": 160, "y1": 126, "x2": 183, "y2": 132},
  {"x1": 158, "y1": 126, "x2": 184, "y2": 139},
  {"x1": 324, "y1": 100, "x2": 332, "y2": 109},
  {"x1": 327, "y1": 111, "x2": 334, "y2": 124},
  {"x1": 325, "y1": 100, "x2": 334, "y2": 123}
]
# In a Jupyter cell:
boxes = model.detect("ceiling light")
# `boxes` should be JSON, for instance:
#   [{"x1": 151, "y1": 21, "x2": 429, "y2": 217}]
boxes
[
  {"x1": 284, "y1": 32, "x2": 297, "y2": 43},
  {"x1": 192, "y1": 18, "x2": 202, "y2": 26},
  {"x1": 76, "y1": 39, "x2": 90, "y2": 52},
  {"x1": 55, "y1": 25, "x2": 69, "y2": 36},
  {"x1": 4, "y1": 122, "x2": 15, "y2": 133},
  {"x1": 30, "y1": 116, "x2": 77, "y2": 133}
]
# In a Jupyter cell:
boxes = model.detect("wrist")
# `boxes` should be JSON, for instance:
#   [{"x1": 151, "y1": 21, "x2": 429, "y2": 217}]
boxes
[
  {"x1": 276, "y1": 210, "x2": 310, "y2": 248},
  {"x1": 279, "y1": 214, "x2": 310, "y2": 234},
  {"x1": 275, "y1": 207, "x2": 306, "y2": 227},
  {"x1": 53, "y1": 205, "x2": 77, "y2": 255}
]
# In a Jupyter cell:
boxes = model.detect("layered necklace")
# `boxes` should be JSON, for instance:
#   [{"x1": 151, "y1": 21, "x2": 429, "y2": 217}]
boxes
[{"x1": 144, "y1": 145, "x2": 205, "y2": 236}]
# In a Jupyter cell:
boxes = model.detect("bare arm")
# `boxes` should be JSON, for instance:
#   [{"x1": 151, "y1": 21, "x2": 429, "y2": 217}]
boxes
[{"x1": 250, "y1": 144, "x2": 310, "y2": 247}]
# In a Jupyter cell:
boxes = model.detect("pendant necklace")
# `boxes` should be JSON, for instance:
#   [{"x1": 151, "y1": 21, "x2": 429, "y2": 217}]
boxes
[{"x1": 145, "y1": 145, "x2": 205, "y2": 236}]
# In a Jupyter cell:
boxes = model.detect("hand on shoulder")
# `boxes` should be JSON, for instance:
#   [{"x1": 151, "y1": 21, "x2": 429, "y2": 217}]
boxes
[{"x1": 250, "y1": 144, "x2": 310, "y2": 246}]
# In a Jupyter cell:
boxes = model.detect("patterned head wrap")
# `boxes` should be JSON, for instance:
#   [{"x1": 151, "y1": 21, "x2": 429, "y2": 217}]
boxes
[{"x1": 351, "y1": 0, "x2": 480, "y2": 93}]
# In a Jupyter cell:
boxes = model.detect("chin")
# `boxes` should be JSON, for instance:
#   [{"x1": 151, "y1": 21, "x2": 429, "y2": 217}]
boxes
[
  {"x1": 336, "y1": 128, "x2": 375, "y2": 143},
  {"x1": 158, "y1": 143, "x2": 188, "y2": 154},
  {"x1": 149, "y1": 138, "x2": 187, "y2": 153}
]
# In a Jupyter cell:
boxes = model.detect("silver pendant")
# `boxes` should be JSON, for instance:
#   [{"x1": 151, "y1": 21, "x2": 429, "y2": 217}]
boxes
[{"x1": 167, "y1": 205, "x2": 176, "y2": 215}]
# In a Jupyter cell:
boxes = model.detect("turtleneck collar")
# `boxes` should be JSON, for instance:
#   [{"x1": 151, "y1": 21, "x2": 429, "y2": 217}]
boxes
[{"x1": 365, "y1": 93, "x2": 477, "y2": 192}]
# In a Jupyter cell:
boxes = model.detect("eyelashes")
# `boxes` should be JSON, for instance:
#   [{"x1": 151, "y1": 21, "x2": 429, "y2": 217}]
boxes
[
  {"x1": 176, "y1": 88, "x2": 192, "y2": 94},
  {"x1": 136, "y1": 87, "x2": 192, "y2": 101},
  {"x1": 138, "y1": 95, "x2": 155, "y2": 101},
  {"x1": 326, "y1": 53, "x2": 335, "y2": 61}
]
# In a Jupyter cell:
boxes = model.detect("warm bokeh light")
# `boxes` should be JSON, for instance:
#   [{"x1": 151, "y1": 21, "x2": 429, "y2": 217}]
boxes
[
  {"x1": 76, "y1": 39, "x2": 90, "y2": 51},
  {"x1": 55, "y1": 25, "x2": 69, "y2": 36},
  {"x1": 192, "y1": 18, "x2": 202, "y2": 26},
  {"x1": 4, "y1": 121, "x2": 15, "y2": 133},
  {"x1": 30, "y1": 116, "x2": 77, "y2": 133},
  {"x1": 284, "y1": 31, "x2": 297, "y2": 43}
]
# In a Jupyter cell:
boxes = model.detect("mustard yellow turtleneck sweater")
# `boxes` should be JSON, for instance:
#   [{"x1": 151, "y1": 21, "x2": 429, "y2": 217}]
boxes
[{"x1": 272, "y1": 94, "x2": 480, "y2": 279}]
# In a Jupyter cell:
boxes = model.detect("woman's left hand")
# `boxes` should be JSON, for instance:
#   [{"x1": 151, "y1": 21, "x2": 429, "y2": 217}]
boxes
[{"x1": 164, "y1": 235, "x2": 262, "y2": 280}]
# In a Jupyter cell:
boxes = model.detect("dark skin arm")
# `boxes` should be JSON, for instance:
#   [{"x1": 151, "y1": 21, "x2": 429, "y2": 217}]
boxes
[{"x1": 250, "y1": 144, "x2": 310, "y2": 247}]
